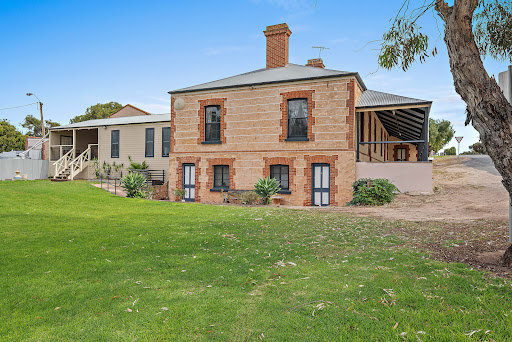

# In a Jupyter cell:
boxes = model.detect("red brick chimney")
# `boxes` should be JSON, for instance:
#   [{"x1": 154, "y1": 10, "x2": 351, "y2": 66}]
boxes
[
  {"x1": 306, "y1": 58, "x2": 325, "y2": 68},
  {"x1": 263, "y1": 23, "x2": 292, "y2": 69}
]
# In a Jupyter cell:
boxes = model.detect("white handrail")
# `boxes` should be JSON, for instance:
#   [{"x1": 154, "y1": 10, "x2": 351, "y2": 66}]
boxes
[
  {"x1": 18, "y1": 132, "x2": 50, "y2": 158},
  {"x1": 54, "y1": 148, "x2": 75, "y2": 179},
  {"x1": 70, "y1": 147, "x2": 92, "y2": 180}
]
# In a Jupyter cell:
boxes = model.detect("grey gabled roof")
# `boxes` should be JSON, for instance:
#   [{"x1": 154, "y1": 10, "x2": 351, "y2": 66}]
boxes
[
  {"x1": 357, "y1": 89, "x2": 431, "y2": 109},
  {"x1": 170, "y1": 64, "x2": 367, "y2": 94},
  {"x1": 50, "y1": 114, "x2": 171, "y2": 130}
]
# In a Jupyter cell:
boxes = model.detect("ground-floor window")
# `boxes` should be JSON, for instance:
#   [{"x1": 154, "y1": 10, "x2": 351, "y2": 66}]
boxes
[
  {"x1": 270, "y1": 165, "x2": 289, "y2": 190},
  {"x1": 214, "y1": 165, "x2": 229, "y2": 189},
  {"x1": 396, "y1": 148, "x2": 407, "y2": 161}
]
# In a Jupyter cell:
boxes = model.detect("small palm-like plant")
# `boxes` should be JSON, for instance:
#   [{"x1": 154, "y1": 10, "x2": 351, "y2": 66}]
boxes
[
  {"x1": 122, "y1": 172, "x2": 147, "y2": 198},
  {"x1": 254, "y1": 177, "x2": 281, "y2": 204}
]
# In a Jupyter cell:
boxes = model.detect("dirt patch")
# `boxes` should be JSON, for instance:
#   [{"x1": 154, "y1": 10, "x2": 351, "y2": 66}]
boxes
[
  {"x1": 315, "y1": 156, "x2": 509, "y2": 222},
  {"x1": 315, "y1": 156, "x2": 512, "y2": 277}
]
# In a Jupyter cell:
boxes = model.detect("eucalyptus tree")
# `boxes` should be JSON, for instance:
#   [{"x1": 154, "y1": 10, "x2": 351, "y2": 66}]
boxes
[{"x1": 378, "y1": 0, "x2": 512, "y2": 263}]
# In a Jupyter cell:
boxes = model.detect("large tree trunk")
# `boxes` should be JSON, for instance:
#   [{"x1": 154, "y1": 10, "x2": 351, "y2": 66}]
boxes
[{"x1": 435, "y1": 0, "x2": 512, "y2": 265}]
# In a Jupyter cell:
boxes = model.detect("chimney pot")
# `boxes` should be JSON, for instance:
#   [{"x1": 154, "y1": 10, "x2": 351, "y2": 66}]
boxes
[
  {"x1": 263, "y1": 23, "x2": 292, "y2": 69},
  {"x1": 306, "y1": 58, "x2": 325, "y2": 69}
]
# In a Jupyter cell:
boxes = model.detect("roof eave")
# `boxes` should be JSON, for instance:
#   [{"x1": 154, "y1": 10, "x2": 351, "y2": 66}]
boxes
[
  {"x1": 169, "y1": 72, "x2": 367, "y2": 95},
  {"x1": 356, "y1": 101, "x2": 432, "y2": 110}
]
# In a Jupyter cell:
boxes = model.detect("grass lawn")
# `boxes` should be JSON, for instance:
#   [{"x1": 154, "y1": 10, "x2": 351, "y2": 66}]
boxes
[{"x1": 1, "y1": 180, "x2": 512, "y2": 341}]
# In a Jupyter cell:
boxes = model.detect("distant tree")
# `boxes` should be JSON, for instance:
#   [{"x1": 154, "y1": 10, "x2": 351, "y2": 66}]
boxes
[
  {"x1": 21, "y1": 115, "x2": 60, "y2": 137},
  {"x1": 70, "y1": 102, "x2": 123, "y2": 123},
  {"x1": 0, "y1": 119, "x2": 25, "y2": 153},
  {"x1": 469, "y1": 141, "x2": 486, "y2": 154},
  {"x1": 429, "y1": 119, "x2": 455, "y2": 154},
  {"x1": 444, "y1": 146, "x2": 457, "y2": 155}
]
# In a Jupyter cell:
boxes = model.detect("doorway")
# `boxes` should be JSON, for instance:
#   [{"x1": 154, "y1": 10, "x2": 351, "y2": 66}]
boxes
[
  {"x1": 183, "y1": 164, "x2": 195, "y2": 202},
  {"x1": 312, "y1": 164, "x2": 330, "y2": 206}
]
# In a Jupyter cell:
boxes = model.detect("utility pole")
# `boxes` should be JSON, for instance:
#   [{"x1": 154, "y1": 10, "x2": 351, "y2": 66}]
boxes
[{"x1": 26, "y1": 93, "x2": 44, "y2": 137}]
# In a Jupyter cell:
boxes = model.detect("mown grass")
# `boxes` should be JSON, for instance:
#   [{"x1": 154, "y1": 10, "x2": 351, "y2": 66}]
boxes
[{"x1": 1, "y1": 180, "x2": 511, "y2": 341}]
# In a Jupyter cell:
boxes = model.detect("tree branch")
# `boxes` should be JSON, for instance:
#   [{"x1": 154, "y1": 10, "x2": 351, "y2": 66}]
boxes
[{"x1": 434, "y1": 0, "x2": 451, "y2": 21}]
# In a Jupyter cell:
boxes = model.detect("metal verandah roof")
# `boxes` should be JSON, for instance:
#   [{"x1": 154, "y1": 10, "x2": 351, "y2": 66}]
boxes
[
  {"x1": 374, "y1": 107, "x2": 427, "y2": 141},
  {"x1": 356, "y1": 90, "x2": 431, "y2": 141}
]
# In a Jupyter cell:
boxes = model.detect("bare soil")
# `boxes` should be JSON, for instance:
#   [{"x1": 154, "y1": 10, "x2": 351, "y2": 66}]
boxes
[
  {"x1": 314, "y1": 156, "x2": 512, "y2": 277},
  {"x1": 321, "y1": 156, "x2": 509, "y2": 222}
]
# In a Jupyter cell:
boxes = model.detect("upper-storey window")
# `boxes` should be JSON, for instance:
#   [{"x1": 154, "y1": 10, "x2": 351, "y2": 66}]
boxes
[
  {"x1": 287, "y1": 99, "x2": 308, "y2": 139},
  {"x1": 111, "y1": 130, "x2": 119, "y2": 158},
  {"x1": 145, "y1": 128, "x2": 154, "y2": 157},
  {"x1": 205, "y1": 105, "x2": 221, "y2": 142},
  {"x1": 162, "y1": 127, "x2": 171, "y2": 157}
]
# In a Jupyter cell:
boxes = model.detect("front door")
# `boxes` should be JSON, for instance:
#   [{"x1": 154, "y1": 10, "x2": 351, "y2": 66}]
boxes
[
  {"x1": 183, "y1": 164, "x2": 195, "y2": 202},
  {"x1": 312, "y1": 164, "x2": 330, "y2": 206}
]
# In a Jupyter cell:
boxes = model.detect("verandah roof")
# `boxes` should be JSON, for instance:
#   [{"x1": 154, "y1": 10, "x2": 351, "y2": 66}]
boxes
[{"x1": 356, "y1": 90, "x2": 432, "y2": 141}]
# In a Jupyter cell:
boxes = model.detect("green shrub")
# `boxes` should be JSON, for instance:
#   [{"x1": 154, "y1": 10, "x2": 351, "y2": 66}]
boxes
[
  {"x1": 128, "y1": 156, "x2": 149, "y2": 170},
  {"x1": 122, "y1": 172, "x2": 147, "y2": 198},
  {"x1": 444, "y1": 146, "x2": 456, "y2": 155},
  {"x1": 234, "y1": 191, "x2": 262, "y2": 205},
  {"x1": 172, "y1": 188, "x2": 186, "y2": 201},
  {"x1": 254, "y1": 177, "x2": 281, "y2": 204},
  {"x1": 348, "y1": 178, "x2": 399, "y2": 206}
]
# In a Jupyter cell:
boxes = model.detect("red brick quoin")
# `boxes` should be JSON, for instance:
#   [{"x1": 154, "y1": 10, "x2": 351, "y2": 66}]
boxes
[
  {"x1": 170, "y1": 97, "x2": 176, "y2": 153},
  {"x1": 263, "y1": 157, "x2": 297, "y2": 191},
  {"x1": 303, "y1": 155, "x2": 339, "y2": 206},
  {"x1": 198, "y1": 98, "x2": 227, "y2": 144},
  {"x1": 347, "y1": 79, "x2": 356, "y2": 151},
  {"x1": 279, "y1": 90, "x2": 315, "y2": 142},
  {"x1": 206, "y1": 158, "x2": 235, "y2": 189},
  {"x1": 176, "y1": 156, "x2": 201, "y2": 202}
]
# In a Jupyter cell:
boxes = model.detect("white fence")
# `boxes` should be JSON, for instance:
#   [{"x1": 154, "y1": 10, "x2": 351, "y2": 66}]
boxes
[
  {"x1": 356, "y1": 161, "x2": 433, "y2": 193},
  {"x1": 0, "y1": 159, "x2": 49, "y2": 180}
]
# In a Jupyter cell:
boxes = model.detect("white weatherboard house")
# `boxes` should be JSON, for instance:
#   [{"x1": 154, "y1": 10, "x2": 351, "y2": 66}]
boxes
[{"x1": 48, "y1": 105, "x2": 170, "y2": 181}]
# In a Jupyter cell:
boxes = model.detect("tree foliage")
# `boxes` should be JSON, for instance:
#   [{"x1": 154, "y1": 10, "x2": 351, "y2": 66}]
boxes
[
  {"x1": 429, "y1": 118, "x2": 455, "y2": 153},
  {"x1": 0, "y1": 119, "x2": 25, "y2": 153},
  {"x1": 378, "y1": 1, "x2": 512, "y2": 71},
  {"x1": 469, "y1": 141, "x2": 486, "y2": 154},
  {"x1": 21, "y1": 115, "x2": 60, "y2": 137},
  {"x1": 444, "y1": 146, "x2": 457, "y2": 155},
  {"x1": 70, "y1": 102, "x2": 123, "y2": 123}
]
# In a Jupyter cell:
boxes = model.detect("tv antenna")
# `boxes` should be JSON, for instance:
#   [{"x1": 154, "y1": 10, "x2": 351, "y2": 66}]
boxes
[{"x1": 312, "y1": 46, "x2": 330, "y2": 59}]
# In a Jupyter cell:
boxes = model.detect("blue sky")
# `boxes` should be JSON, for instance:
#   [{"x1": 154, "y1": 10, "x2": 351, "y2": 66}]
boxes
[{"x1": 0, "y1": 0, "x2": 509, "y2": 152}]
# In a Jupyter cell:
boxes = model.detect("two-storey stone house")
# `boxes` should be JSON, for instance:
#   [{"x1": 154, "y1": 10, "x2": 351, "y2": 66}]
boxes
[{"x1": 168, "y1": 23, "x2": 432, "y2": 206}]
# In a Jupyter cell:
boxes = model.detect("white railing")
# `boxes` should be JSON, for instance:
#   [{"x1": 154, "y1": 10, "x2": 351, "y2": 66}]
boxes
[
  {"x1": 50, "y1": 145, "x2": 73, "y2": 161},
  {"x1": 53, "y1": 148, "x2": 75, "y2": 179},
  {"x1": 69, "y1": 145, "x2": 94, "y2": 180},
  {"x1": 18, "y1": 132, "x2": 50, "y2": 159}
]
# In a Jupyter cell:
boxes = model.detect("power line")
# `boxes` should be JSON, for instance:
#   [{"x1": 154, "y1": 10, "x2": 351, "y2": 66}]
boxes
[{"x1": 0, "y1": 102, "x2": 38, "y2": 111}]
